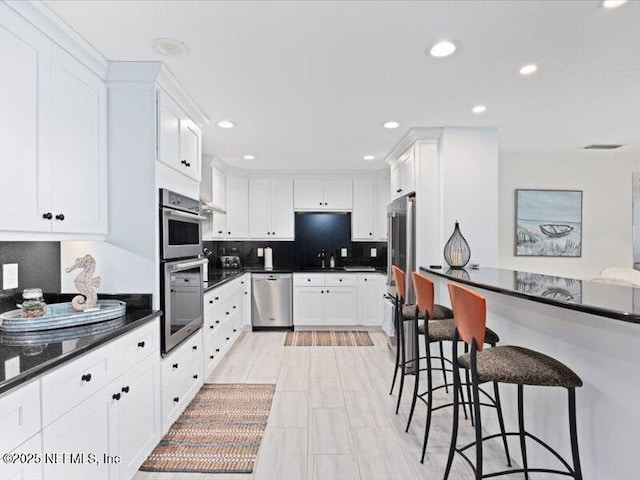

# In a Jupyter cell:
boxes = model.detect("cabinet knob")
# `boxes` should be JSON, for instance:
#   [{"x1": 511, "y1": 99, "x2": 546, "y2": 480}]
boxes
[
  {"x1": 121, "y1": 386, "x2": 130, "y2": 393},
  {"x1": 173, "y1": 363, "x2": 179, "y2": 369},
  {"x1": 225, "y1": 337, "x2": 230, "y2": 341},
  {"x1": 244, "y1": 292, "x2": 248, "y2": 295},
  {"x1": 233, "y1": 329, "x2": 237, "y2": 332},
  {"x1": 193, "y1": 374, "x2": 198, "y2": 380},
  {"x1": 339, "y1": 279, "x2": 343, "y2": 282},
  {"x1": 327, "y1": 289, "x2": 330, "y2": 293},
  {"x1": 233, "y1": 305, "x2": 237, "y2": 309},
  {"x1": 218, "y1": 231, "x2": 223, "y2": 234},
  {"x1": 81, "y1": 373, "x2": 92, "y2": 382},
  {"x1": 209, "y1": 355, "x2": 214, "y2": 359},
  {"x1": 42, "y1": 212, "x2": 52, "y2": 220},
  {"x1": 192, "y1": 345, "x2": 198, "y2": 351},
  {"x1": 364, "y1": 278, "x2": 368, "y2": 282},
  {"x1": 215, "y1": 348, "x2": 220, "y2": 352},
  {"x1": 228, "y1": 231, "x2": 231, "y2": 235},
  {"x1": 396, "y1": 189, "x2": 402, "y2": 193},
  {"x1": 307, "y1": 278, "x2": 311, "y2": 282},
  {"x1": 186, "y1": 162, "x2": 191, "y2": 167},
  {"x1": 272, "y1": 232, "x2": 275, "y2": 235},
  {"x1": 55, "y1": 213, "x2": 65, "y2": 221},
  {"x1": 267, "y1": 232, "x2": 271, "y2": 235},
  {"x1": 215, "y1": 297, "x2": 219, "y2": 300},
  {"x1": 369, "y1": 232, "x2": 372, "y2": 236},
  {"x1": 112, "y1": 393, "x2": 121, "y2": 401},
  {"x1": 321, "y1": 290, "x2": 324, "y2": 294},
  {"x1": 137, "y1": 341, "x2": 145, "y2": 348},
  {"x1": 215, "y1": 320, "x2": 220, "y2": 324},
  {"x1": 209, "y1": 300, "x2": 213, "y2": 304},
  {"x1": 173, "y1": 396, "x2": 180, "y2": 403},
  {"x1": 210, "y1": 325, "x2": 214, "y2": 330},
  {"x1": 319, "y1": 202, "x2": 323, "y2": 206},
  {"x1": 226, "y1": 311, "x2": 230, "y2": 315},
  {"x1": 241, "y1": 281, "x2": 244, "y2": 284},
  {"x1": 324, "y1": 202, "x2": 328, "y2": 206}
]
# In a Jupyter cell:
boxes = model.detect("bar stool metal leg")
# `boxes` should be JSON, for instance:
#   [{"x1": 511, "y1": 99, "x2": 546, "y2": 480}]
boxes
[
  {"x1": 443, "y1": 352, "x2": 461, "y2": 480},
  {"x1": 438, "y1": 341, "x2": 449, "y2": 393},
  {"x1": 395, "y1": 313, "x2": 407, "y2": 414},
  {"x1": 517, "y1": 384, "x2": 529, "y2": 480},
  {"x1": 420, "y1": 334, "x2": 434, "y2": 462},
  {"x1": 406, "y1": 309, "x2": 421, "y2": 431},
  {"x1": 390, "y1": 296, "x2": 401, "y2": 395},
  {"x1": 493, "y1": 381, "x2": 512, "y2": 467},
  {"x1": 568, "y1": 387, "x2": 583, "y2": 480}
]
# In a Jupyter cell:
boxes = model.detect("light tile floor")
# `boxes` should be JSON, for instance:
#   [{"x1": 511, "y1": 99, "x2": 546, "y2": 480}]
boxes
[{"x1": 134, "y1": 330, "x2": 519, "y2": 480}]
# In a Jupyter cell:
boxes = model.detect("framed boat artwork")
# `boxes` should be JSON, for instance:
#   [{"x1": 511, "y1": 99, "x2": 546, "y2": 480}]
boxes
[{"x1": 515, "y1": 189, "x2": 583, "y2": 257}]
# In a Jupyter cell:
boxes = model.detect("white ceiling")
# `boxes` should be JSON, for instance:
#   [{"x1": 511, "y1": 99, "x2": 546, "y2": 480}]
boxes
[{"x1": 43, "y1": 0, "x2": 640, "y2": 171}]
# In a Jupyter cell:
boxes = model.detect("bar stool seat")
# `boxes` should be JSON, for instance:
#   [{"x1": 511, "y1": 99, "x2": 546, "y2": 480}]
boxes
[
  {"x1": 419, "y1": 319, "x2": 500, "y2": 345},
  {"x1": 458, "y1": 345, "x2": 582, "y2": 388},
  {"x1": 401, "y1": 303, "x2": 452, "y2": 320}
]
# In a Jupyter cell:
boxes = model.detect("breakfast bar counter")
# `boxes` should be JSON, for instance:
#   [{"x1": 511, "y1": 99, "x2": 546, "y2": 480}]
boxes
[{"x1": 419, "y1": 266, "x2": 640, "y2": 479}]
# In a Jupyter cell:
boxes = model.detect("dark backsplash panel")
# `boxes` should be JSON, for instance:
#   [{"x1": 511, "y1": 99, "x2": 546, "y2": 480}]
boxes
[
  {"x1": 0, "y1": 242, "x2": 61, "y2": 314},
  {"x1": 204, "y1": 240, "x2": 387, "y2": 270}
]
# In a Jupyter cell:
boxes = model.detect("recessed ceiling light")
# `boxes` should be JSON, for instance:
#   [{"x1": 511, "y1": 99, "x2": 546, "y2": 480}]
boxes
[
  {"x1": 383, "y1": 121, "x2": 400, "y2": 129},
  {"x1": 519, "y1": 64, "x2": 539, "y2": 76},
  {"x1": 217, "y1": 120, "x2": 235, "y2": 129},
  {"x1": 472, "y1": 105, "x2": 486, "y2": 114},
  {"x1": 363, "y1": 155, "x2": 375, "y2": 161},
  {"x1": 152, "y1": 38, "x2": 189, "y2": 57},
  {"x1": 601, "y1": 0, "x2": 628, "y2": 9},
  {"x1": 243, "y1": 154, "x2": 256, "y2": 160},
  {"x1": 428, "y1": 40, "x2": 457, "y2": 58}
]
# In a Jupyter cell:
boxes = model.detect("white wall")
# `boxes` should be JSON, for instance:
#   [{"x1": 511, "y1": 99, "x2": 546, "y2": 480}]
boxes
[{"x1": 499, "y1": 151, "x2": 640, "y2": 280}]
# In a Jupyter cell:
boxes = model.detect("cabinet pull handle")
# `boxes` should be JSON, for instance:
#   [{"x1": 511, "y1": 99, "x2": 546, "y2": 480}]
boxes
[
  {"x1": 181, "y1": 160, "x2": 187, "y2": 166},
  {"x1": 42, "y1": 212, "x2": 52, "y2": 220},
  {"x1": 215, "y1": 297, "x2": 219, "y2": 300},
  {"x1": 396, "y1": 189, "x2": 402, "y2": 193},
  {"x1": 81, "y1": 373, "x2": 92, "y2": 382},
  {"x1": 55, "y1": 213, "x2": 65, "y2": 221},
  {"x1": 215, "y1": 348, "x2": 220, "y2": 352},
  {"x1": 121, "y1": 386, "x2": 130, "y2": 393},
  {"x1": 186, "y1": 162, "x2": 191, "y2": 167},
  {"x1": 112, "y1": 393, "x2": 121, "y2": 401},
  {"x1": 193, "y1": 374, "x2": 198, "y2": 380},
  {"x1": 192, "y1": 345, "x2": 198, "y2": 351},
  {"x1": 173, "y1": 363, "x2": 179, "y2": 369},
  {"x1": 209, "y1": 355, "x2": 214, "y2": 359},
  {"x1": 173, "y1": 396, "x2": 180, "y2": 403},
  {"x1": 137, "y1": 341, "x2": 145, "y2": 348},
  {"x1": 215, "y1": 320, "x2": 220, "y2": 324},
  {"x1": 218, "y1": 230, "x2": 223, "y2": 234}
]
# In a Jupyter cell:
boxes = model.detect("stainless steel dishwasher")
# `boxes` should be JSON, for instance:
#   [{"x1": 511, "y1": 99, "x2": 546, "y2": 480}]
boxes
[{"x1": 251, "y1": 273, "x2": 293, "y2": 328}]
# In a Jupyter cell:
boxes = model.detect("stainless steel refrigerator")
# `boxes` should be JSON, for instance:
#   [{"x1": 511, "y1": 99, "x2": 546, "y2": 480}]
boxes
[
  {"x1": 387, "y1": 192, "x2": 417, "y2": 370},
  {"x1": 387, "y1": 193, "x2": 416, "y2": 303}
]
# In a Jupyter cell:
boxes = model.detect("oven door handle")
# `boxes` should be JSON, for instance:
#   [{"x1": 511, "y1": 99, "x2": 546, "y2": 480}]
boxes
[
  {"x1": 165, "y1": 209, "x2": 207, "y2": 222},
  {"x1": 169, "y1": 258, "x2": 209, "y2": 271}
]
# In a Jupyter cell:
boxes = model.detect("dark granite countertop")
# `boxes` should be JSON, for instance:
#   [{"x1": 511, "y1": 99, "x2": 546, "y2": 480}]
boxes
[
  {"x1": 204, "y1": 267, "x2": 387, "y2": 292},
  {"x1": 420, "y1": 266, "x2": 640, "y2": 325},
  {"x1": 0, "y1": 293, "x2": 160, "y2": 395}
]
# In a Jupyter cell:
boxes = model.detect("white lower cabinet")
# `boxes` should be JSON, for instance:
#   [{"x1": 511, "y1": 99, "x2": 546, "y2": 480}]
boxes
[
  {"x1": 293, "y1": 273, "x2": 385, "y2": 326},
  {"x1": 0, "y1": 319, "x2": 162, "y2": 480}
]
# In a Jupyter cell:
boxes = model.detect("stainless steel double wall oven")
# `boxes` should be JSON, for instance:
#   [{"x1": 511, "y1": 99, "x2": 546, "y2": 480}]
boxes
[{"x1": 159, "y1": 189, "x2": 207, "y2": 354}]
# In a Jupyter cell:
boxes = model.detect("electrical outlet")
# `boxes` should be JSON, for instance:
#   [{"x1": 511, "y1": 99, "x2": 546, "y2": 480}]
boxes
[
  {"x1": 2, "y1": 263, "x2": 18, "y2": 290},
  {"x1": 341, "y1": 248, "x2": 348, "y2": 257},
  {"x1": 370, "y1": 248, "x2": 377, "y2": 257},
  {"x1": 257, "y1": 248, "x2": 264, "y2": 257}
]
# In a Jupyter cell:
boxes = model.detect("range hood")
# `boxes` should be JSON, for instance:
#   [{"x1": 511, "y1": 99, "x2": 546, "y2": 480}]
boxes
[{"x1": 200, "y1": 199, "x2": 226, "y2": 214}]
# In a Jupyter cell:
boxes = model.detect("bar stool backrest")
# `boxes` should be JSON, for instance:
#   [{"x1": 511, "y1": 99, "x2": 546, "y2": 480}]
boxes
[
  {"x1": 392, "y1": 265, "x2": 406, "y2": 303},
  {"x1": 447, "y1": 283, "x2": 487, "y2": 351},
  {"x1": 412, "y1": 272, "x2": 434, "y2": 318}
]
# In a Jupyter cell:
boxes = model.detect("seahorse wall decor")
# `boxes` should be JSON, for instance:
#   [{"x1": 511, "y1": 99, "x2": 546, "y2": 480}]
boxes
[{"x1": 65, "y1": 254, "x2": 102, "y2": 312}]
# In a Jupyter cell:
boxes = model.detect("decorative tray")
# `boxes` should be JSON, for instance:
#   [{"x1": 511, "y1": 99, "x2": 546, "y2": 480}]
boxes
[{"x1": 0, "y1": 300, "x2": 127, "y2": 333}]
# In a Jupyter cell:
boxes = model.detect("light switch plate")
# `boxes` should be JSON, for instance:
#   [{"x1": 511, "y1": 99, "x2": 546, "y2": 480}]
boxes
[
  {"x1": 341, "y1": 248, "x2": 348, "y2": 257},
  {"x1": 257, "y1": 248, "x2": 264, "y2": 257},
  {"x1": 2, "y1": 263, "x2": 18, "y2": 290},
  {"x1": 370, "y1": 248, "x2": 377, "y2": 257}
]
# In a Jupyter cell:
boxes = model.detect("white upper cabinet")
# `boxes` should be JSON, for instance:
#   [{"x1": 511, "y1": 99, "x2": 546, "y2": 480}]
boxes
[
  {"x1": 390, "y1": 146, "x2": 415, "y2": 199},
  {"x1": 157, "y1": 90, "x2": 201, "y2": 182},
  {"x1": 0, "y1": 5, "x2": 107, "y2": 236},
  {"x1": 270, "y1": 179, "x2": 294, "y2": 239},
  {"x1": 352, "y1": 180, "x2": 375, "y2": 240},
  {"x1": 211, "y1": 164, "x2": 226, "y2": 210},
  {"x1": 294, "y1": 180, "x2": 352, "y2": 211},
  {"x1": 50, "y1": 46, "x2": 107, "y2": 234},
  {"x1": 225, "y1": 176, "x2": 249, "y2": 238},
  {"x1": 352, "y1": 177, "x2": 389, "y2": 241},
  {"x1": 249, "y1": 179, "x2": 294, "y2": 240},
  {"x1": 0, "y1": 6, "x2": 51, "y2": 233}
]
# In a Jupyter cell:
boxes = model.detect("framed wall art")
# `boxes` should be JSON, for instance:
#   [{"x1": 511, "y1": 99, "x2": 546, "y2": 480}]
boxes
[{"x1": 515, "y1": 189, "x2": 583, "y2": 257}]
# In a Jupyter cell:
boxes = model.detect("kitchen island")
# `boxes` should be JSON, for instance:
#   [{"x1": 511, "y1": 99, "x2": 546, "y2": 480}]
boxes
[{"x1": 419, "y1": 266, "x2": 640, "y2": 479}]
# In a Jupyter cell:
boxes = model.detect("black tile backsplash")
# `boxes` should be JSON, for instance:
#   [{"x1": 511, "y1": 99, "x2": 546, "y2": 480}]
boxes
[{"x1": 0, "y1": 242, "x2": 61, "y2": 314}]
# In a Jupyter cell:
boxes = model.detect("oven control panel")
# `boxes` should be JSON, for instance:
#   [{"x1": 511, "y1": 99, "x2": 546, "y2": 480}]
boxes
[{"x1": 160, "y1": 188, "x2": 200, "y2": 215}]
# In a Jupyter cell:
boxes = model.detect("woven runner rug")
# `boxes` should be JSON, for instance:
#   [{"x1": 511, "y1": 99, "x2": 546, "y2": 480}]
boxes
[
  {"x1": 140, "y1": 383, "x2": 275, "y2": 473},
  {"x1": 285, "y1": 330, "x2": 373, "y2": 346}
]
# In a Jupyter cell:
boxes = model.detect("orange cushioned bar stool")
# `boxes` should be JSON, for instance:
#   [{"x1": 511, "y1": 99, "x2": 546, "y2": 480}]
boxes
[
  {"x1": 390, "y1": 266, "x2": 456, "y2": 416},
  {"x1": 444, "y1": 283, "x2": 583, "y2": 480},
  {"x1": 407, "y1": 271, "x2": 506, "y2": 464}
]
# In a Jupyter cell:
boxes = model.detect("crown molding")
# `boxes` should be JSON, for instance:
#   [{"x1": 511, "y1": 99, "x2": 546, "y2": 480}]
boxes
[
  {"x1": 7, "y1": 0, "x2": 109, "y2": 78},
  {"x1": 203, "y1": 155, "x2": 389, "y2": 180},
  {"x1": 384, "y1": 127, "x2": 443, "y2": 164},
  {"x1": 107, "y1": 61, "x2": 209, "y2": 126}
]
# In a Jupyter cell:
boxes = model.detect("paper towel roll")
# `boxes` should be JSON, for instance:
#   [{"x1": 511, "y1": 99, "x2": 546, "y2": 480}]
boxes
[{"x1": 264, "y1": 247, "x2": 273, "y2": 270}]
